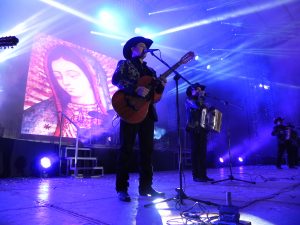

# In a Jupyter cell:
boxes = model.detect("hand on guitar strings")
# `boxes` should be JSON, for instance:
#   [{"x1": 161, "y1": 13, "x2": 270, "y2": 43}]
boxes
[
  {"x1": 158, "y1": 77, "x2": 167, "y2": 87},
  {"x1": 135, "y1": 86, "x2": 150, "y2": 97}
]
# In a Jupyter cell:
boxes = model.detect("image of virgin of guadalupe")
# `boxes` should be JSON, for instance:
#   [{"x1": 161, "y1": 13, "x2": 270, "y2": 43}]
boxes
[{"x1": 22, "y1": 38, "x2": 117, "y2": 139}]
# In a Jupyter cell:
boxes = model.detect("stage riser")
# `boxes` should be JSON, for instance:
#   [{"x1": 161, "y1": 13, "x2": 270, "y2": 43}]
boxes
[
  {"x1": 0, "y1": 138, "x2": 180, "y2": 177},
  {"x1": 1, "y1": 138, "x2": 282, "y2": 177}
]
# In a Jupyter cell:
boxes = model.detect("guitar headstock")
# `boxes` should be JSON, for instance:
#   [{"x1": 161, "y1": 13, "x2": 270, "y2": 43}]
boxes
[
  {"x1": 0, "y1": 36, "x2": 19, "y2": 49},
  {"x1": 179, "y1": 51, "x2": 195, "y2": 64}
]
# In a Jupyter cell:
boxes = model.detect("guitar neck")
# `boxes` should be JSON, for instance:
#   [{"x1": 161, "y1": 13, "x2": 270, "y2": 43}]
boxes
[{"x1": 159, "y1": 61, "x2": 182, "y2": 80}]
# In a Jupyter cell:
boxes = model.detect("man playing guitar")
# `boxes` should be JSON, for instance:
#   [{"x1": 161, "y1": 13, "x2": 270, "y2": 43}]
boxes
[{"x1": 112, "y1": 36, "x2": 194, "y2": 202}]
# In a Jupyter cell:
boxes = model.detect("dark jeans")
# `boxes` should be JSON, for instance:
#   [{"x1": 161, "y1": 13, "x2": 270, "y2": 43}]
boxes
[
  {"x1": 286, "y1": 141, "x2": 299, "y2": 167},
  {"x1": 189, "y1": 130, "x2": 208, "y2": 178},
  {"x1": 116, "y1": 114, "x2": 154, "y2": 192},
  {"x1": 277, "y1": 142, "x2": 293, "y2": 167}
]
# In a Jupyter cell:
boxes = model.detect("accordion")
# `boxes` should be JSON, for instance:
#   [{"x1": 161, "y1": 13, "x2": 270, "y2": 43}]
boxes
[{"x1": 200, "y1": 108, "x2": 222, "y2": 132}]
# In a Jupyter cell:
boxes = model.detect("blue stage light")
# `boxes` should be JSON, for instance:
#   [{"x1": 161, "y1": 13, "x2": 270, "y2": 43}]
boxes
[
  {"x1": 98, "y1": 10, "x2": 116, "y2": 29},
  {"x1": 40, "y1": 157, "x2": 51, "y2": 169}
]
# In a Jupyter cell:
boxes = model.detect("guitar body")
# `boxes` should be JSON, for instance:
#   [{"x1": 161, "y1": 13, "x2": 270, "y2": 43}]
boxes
[
  {"x1": 138, "y1": 76, "x2": 163, "y2": 103},
  {"x1": 112, "y1": 51, "x2": 195, "y2": 124},
  {"x1": 112, "y1": 76, "x2": 157, "y2": 124},
  {"x1": 112, "y1": 90, "x2": 150, "y2": 124}
]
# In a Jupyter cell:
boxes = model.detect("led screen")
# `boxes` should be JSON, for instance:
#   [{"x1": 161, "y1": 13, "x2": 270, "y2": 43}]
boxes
[{"x1": 21, "y1": 34, "x2": 118, "y2": 139}]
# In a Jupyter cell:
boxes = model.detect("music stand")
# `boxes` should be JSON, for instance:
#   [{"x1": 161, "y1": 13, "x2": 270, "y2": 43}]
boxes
[
  {"x1": 144, "y1": 52, "x2": 219, "y2": 208},
  {"x1": 209, "y1": 98, "x2": 255, "y2": 185}
]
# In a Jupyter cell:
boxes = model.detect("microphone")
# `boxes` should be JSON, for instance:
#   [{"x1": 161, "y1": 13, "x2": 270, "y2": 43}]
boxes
[{"x1": 144, "y1": 49, "x2": 160, "y2": 53}]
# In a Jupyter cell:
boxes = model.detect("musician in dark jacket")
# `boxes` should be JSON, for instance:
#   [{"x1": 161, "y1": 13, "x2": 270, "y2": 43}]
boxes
[
  {"x1": 112, "y1": 36, "x2": 166, "y2": 202},
  {"x1": 271, "y1": 117, "x2": 294, "y2": 169},
  {"x1": 185, "y1": 83, "x2": 214, "y2": 182}
]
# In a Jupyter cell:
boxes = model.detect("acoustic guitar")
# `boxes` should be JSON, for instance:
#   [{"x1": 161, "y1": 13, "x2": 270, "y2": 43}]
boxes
[{"x1": 112, "y1": 51, "x2": 195, "y2": 124}]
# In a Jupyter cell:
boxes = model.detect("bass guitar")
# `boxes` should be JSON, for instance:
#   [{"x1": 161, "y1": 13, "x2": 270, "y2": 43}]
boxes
[{"x1": 112, "y1": 51, "x2": 195, "y2": 124}]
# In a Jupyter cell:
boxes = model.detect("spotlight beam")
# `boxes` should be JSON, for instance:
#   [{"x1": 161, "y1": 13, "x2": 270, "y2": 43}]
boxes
[
  {"x1": 90, "y1": 31, "x2": 125, "y2": 41},
  {"x1": 212, "y1": 48, "x2": 300, "y2": 57},
  {"x1": 151, "y1": 0, "x2": 297, "y2": 37},
  {"x1": 206, "y1": 0, "x2": 244, "y2": 11},
  {"x1": 148, "y1": 3, "x2": 202, "y2": 15},
  {"x1": 40, "y1": 0, "x2": 101, "y2": 26},
  {"x1": 0, "y1": 10, "x2": 51, "y2": 62},
  {"x1": 40, "y1": 0, "x2": 129, "y2": 41}
]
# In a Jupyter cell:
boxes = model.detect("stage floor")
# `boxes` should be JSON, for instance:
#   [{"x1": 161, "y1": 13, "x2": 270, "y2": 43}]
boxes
[{"x1": 0, "y1": 165, "x2": 299, "y2": 225}]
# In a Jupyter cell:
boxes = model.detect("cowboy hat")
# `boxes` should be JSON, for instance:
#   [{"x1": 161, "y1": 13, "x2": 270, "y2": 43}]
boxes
[
  {"x1": 274, "y1": 117, "x2": 284, "y2": 124},
  {"x1": 186, "y1": 83, "x2": 206, "y2": 98},
  {"x1": 123, "y1": 36, "x2": 153, "y2": 59}
]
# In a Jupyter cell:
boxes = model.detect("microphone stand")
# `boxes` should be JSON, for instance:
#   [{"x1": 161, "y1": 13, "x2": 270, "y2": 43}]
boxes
[
  {"x1": 144, "y1": 52, "x2": 219, "y2": 208},
  {"x1": 58, "y1": 112, "x2": 80, "y2": 177},
  {"x1": 207, "y1": 95, "x2": 255, "y2": 185}
]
